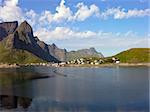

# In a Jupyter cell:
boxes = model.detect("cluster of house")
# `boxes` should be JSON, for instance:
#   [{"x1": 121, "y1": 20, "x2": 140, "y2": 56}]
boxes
[
  {"x1": 67, "y1": 58, "x2": 104, "y2": 65},
  {"x1": 0, "y1": 57, "x2": 120, "y2": 68},
  {"x1": 111, "y1": 57, "x2": 120, "y2": 64},
  {"x1": 66, "y1": 57, "x2": 120, "y2": 65},
  {"x1": 28, "y1": 63, "x2": 49, "y2": 66}
]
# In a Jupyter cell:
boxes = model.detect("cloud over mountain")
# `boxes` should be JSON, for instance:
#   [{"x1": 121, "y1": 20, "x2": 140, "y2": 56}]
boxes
[{"x1": 0, "y1": 0, "x2": 149, "y2": 56}]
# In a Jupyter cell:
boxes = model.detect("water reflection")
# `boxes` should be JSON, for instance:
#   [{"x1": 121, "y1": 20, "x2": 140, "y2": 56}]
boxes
[
  {"x1": 0, "y1": 73, "x2": 33, "y2": 111},
  {"x1": 0, "y1": 95, "x2": 32, "y2": 109},
  {"x1": 0, "y1": 66, "x2": 149, "y2": 111},
  {"x1": 0, "y1": 67, "x2": 48, "y2": 111}
]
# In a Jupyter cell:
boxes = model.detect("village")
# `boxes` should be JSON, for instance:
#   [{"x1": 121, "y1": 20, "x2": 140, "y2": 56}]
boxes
[
  {"x1": 0, "y1": 57, "x2": 120, "y2": 68},
  {"x1": 52, "y1": 57, "x2": 120, "y2": 67},
  {"x1": 66, "y1": 57, "x2": 120, "y2": 65}
]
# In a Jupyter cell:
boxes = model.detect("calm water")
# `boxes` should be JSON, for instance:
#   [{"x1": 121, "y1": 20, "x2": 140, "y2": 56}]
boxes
[{"x1": 0, "y1": 66, "x2": 149, "y2": 112}]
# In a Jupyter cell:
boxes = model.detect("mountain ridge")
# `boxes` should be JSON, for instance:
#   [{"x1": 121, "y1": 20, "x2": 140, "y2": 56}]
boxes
[
  {"x1": 0, "y1": 21, "x2": 62, "y2": 63},
  {"x1": 66, "y1": 47, "x2": 104, "y2": 61},
  {"x1": 0, "y1": 21, "x2": 18, "y2": 41},
  {"x1": 0, "y1": 21, "x2": 104, "y2": 63}
]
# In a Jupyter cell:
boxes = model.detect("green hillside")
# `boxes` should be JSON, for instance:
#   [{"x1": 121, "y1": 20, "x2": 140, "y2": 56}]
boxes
[
  {"x1": 114, "y1": 48, "x2": 150, "y2": 63},
  {"x1": 0, "y1": 39, "x2": 45, "y2": 64}
]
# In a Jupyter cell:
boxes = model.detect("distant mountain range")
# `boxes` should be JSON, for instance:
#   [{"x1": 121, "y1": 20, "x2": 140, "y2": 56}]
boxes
[
  {"x1": 0, "y1": 21, "x2": 103, "y2": 63},
  {"x1": 66, "y1": 47, "x2": 104, "y2": 61}
]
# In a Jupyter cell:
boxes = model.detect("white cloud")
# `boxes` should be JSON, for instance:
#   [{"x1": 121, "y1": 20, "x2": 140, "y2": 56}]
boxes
[
  {"x1": 0, "y1": 0, "x2": 150, "y2": 24},
  {"x1": 34, "y1": 26, "x2": 147, "y2": 44},
  {"x1": 44, "y1": 28, "x2": 148, "y2": 56},
  {"x1": 101, "y1": 7, "x2": 150, "y2": 19},
  {"x1": 53, "y1": 0, "x2": 73, "y2": 22},
  {"x1": 0, "y1": 0, "x2": 24, "y2": 22},
  {"x1": 35, "y1": 27, "x2": 97, "y2": 41},
  {"x1": 0, "y1": 0, "x2": 149, "y2": 57},
  {"x1": 73, "y1": 3, "x2": 100, "y2": 21},
  {"x1": 34, "y1": 26, "x2": 149, "y2": 56},
  {"x1": 38, "y1": 0, "x2": 99, "y2": 22},
  {"x1": 39, "y1": 10, "x2": 53, "y2": 24},
  {"x1": 4, "y1": 0, "x2": 18, "y2": 6},
  {"x1": 25, "y1": 9, "x2": 37, "y2": 26}
]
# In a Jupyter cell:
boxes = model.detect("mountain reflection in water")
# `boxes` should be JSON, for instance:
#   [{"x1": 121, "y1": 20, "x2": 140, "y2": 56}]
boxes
[
  {"x1": 0, "y1": 77, "x2": 33, "y2": 111},
  {"x1": 0, "y1": 66, "x2": 149, "y2": 112},
  {"x1": 0, "y1": 95, "x2": 32, "y2": 109},
  {"x1": 0, "y1": 66, "x2": 51, "y2": 111}
]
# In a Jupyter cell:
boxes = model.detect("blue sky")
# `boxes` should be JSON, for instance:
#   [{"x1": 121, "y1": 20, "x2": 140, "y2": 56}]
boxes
[{"x1": 0, "y1": 0, "x2": 149, "y2": 56}]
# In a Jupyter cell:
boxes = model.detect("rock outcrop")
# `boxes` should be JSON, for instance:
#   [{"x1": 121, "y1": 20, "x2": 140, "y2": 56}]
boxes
[
  {"x1": 48, "y1": 43, "x2": 67, "y2": 62},
  {"x1": 0, "y1": 21, "x2": 18, "y2": 41},
  {"x1": 7, "y1": 21, "x2": 59, "y2": 62},
  {"x1": 0, "y1": 21, "x2": 103, "y2": 63},
  {"x1": 0, "y1": 21, "x2": 67, "y2": 63}
]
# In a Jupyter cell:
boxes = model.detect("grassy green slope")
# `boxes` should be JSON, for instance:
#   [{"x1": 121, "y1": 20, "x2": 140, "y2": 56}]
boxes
[
  {"x1": 114, "y1": 48, "x2": 150, "y2": 63},
  {"x1": 0, "y1": 39, "x2": 45, "y2": 64}
]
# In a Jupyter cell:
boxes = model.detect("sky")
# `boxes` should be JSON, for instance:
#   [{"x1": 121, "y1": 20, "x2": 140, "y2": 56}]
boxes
[{"x1": 0, "y1": 0, "x2": 149, "y2": 56}]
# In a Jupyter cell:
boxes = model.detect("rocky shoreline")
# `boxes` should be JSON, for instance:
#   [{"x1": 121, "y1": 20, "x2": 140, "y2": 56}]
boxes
[
  {"x1": 0, "y1": 63, "x2": 150, "y2": 68},
  {"x1": 0, "y1": 64, "x2": 20, "y2": 68},
  {"x1": 64, "y1": 63, "x2": 150, "y2": 67}
]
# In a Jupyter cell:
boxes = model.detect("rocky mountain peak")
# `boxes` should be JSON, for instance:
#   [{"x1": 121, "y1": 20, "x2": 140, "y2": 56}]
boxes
[
  {"x1": 17, "y1": 21, "x2": 33, "y2": 36},
  {"x1": 0, "y1": 21, "x2": 104, "y2": 62},
  {"x1": 51, "y1": 43, "x2": 57, "y2": 48},
  {"x1": 89, "y1": 47, "x2": 97, "y2": 52},
  {"x1": 0, "y1": 21, "x2": 18, "y2": 41},
  {"x1": 14, "y1": 21, "x2": 34, "y2": 44}
]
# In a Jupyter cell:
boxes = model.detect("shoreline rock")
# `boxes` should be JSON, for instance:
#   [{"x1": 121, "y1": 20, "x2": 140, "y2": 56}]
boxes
[
  {"x1": 64, "y1": 63, "x2": 150, "y2": 67},
  {"x1": 0, "y1": 64, "x2": 20, "y2": 68},
  {"x1": 0, "y1": 63, "x2": 149, "y2": 69}
]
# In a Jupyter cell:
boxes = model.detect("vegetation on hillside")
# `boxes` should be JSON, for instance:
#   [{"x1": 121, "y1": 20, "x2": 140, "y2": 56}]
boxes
[
  {"x1": 0, "y1": 39, "x2": 45, "y2": 64},
  {"x1": 114, "y1": 48, "x2": 150, "y2": 63},
  {"x1": 67, "y1": 48, "x2": 150, "y2": 65}
]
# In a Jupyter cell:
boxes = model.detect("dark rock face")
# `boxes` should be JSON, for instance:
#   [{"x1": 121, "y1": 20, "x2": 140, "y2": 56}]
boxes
[
  {"x1": 48, "y1": 43, "x2": 67, "y2": 62},
  {"x1": 10, "y1": 21, "x2": 59, "y2": 62},
  {"x1": 0, "y1": 21, "x2": 66, "y2": 62},
  {"x1": 0, "y1": 21, "x2": 103, "y2": 62},
  {"x1": 0, "y1": 21, "x2": 67, "y2": 62},
  {"x1": 0, "y1": 21, "x2": 18, "y2": 41},
  {"x1": 36, "y1": 42, "x2": 67, "y2": 62}
]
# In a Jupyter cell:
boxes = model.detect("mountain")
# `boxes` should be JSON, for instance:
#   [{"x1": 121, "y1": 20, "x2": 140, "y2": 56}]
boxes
[
  {"x1": 113, "y1": 48, "x2": 150, "y2": 63},
  {"x1": 66, "y1": 47, "x2": 104, "y2": 61},
  {"x1": 0, "y1": 21, "x2": 18, "y2": 41},
  {"x1": 48, "y1": 43, "x2": 67, "y2": 61},
  {"x1": 0, "y1": 21, "x2": 104, "y2": 63},
  {"x1": 0, "y1": 21, "x2": 67, "y2": 63}
]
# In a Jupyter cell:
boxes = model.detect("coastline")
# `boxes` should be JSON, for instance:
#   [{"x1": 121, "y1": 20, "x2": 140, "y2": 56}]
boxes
[
  {"x1": 0, "y1": 64, "x2": 20, "y2": 68},
  {"x1": 0, "y1": 63, "x2": 150, "y2": 68},
  {"x1": 64, "y1": 63, "x2": 150, "y2": 67}
]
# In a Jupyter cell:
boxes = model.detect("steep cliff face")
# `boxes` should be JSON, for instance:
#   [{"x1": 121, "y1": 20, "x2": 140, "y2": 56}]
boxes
[
  {"x1": 48, "y1": 43, "x2": 67, "y2": 62},
  {"x1": 0, "y1": 21, "x2": 67, "y2": 63},
  {"x1": 0, "y1": 21, "x2": 104, "y2": 63},
  {"x1": 9, "y1": 21, "x2": 59, "y2": 62},
  {"x1": 0, "y1": 21, "x2": 18, "y2": 41}
]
